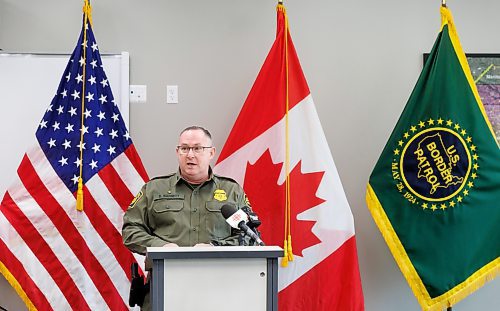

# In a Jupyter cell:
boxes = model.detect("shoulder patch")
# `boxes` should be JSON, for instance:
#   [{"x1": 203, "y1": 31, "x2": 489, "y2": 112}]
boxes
[
  {"x1": 129, "y1": 191, "x2": 143, "y2": 209},
  {"x1": 244, "y1": 195, "x2": 251, "y2": 207}
]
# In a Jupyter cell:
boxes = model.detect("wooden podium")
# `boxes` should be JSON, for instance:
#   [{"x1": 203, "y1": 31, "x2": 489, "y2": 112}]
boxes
[{"x1": 146, "y1": 246, "x2": 283, "y2": 311}]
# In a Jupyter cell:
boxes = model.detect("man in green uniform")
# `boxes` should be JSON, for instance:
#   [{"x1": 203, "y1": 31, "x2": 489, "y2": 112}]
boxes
[{"x1": 122, "y1": 126, "x2": 253, "y2": 309}]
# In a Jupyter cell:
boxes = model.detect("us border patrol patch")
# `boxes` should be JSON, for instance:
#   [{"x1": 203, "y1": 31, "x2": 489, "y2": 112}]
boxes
[
  {"x1": 391, "y1": 118, "x2": 478, "y2": 211},
  {"x1": 129, "y1": 191, "x2": 143, "y2": 209}
]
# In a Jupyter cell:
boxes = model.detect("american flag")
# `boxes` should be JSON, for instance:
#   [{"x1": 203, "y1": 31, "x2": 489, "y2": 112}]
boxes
[{"x1": 0, "y1": 12, "x2": 148, "y2": 311}]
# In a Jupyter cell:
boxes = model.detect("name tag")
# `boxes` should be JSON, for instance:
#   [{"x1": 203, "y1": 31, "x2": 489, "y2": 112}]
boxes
[{"x1": 156, "y1": 194, "x2": 185, "y2": 200}]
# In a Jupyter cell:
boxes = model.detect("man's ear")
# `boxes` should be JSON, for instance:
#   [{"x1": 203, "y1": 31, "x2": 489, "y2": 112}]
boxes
[{"x1": 209, "y1": 147, "x2": 216, "y2": 159}]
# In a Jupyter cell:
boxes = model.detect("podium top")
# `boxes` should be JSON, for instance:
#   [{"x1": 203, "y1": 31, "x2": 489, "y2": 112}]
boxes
[{"x1": 146, "y1": 246, "x2": 283, "y2": 260}]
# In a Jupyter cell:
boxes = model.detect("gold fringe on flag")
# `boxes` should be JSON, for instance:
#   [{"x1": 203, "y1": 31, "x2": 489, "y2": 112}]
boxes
[
  {"x1": 0, "y1": 262, "x2": 36, "y2": 310},
  {"x1": 367, "y1": 184, "x2": 500, "y2": 311},
  {"x1": 440, "y1": 6, "x2": 497, "y2": 143}
]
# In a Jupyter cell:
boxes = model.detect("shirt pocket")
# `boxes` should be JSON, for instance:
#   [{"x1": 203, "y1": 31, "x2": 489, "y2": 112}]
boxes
[
  {"x1": 151, "y1": 199, "x2": 184, "y2": 237},
  {"x1": 205, "y1": 201, "x2": 233, "y2": 240}
]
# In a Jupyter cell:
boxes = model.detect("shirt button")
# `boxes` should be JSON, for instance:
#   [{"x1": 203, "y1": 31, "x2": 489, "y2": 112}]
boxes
[
  {"x1": 192, "y1": 227, "x2": 197, "y2": 231},
  {"x1": 192, "y1": 208, "x2": 198, "y2": 212}
]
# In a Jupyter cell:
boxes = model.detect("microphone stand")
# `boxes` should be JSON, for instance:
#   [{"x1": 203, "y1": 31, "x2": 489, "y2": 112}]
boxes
[
  {"x1": 248, "y1": 226, "x2": 264, "y2": 246},
  {"x1": 238, "y1": 231, "x2": 246, "y2": 246}
]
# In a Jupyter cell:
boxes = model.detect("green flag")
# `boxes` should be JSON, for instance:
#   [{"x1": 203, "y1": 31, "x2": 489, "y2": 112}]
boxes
[{"x1": 366, "y1": 6, "x2": 499, "y2": 311}]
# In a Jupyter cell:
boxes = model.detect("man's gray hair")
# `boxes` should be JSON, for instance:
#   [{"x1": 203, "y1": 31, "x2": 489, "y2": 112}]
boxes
[{"x1": 180, "y1": 126, "x2": 212, "y2": 140}]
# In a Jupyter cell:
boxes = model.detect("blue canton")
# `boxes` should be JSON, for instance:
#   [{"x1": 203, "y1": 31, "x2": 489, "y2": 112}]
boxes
[{"x1": 36, "y1": 20, "x2": 132, "y2": 193}]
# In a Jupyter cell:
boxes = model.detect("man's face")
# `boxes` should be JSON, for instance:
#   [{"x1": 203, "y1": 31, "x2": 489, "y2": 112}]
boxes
[{"x1": 177, "y1": 129, "x2": 215, "y2": 183}]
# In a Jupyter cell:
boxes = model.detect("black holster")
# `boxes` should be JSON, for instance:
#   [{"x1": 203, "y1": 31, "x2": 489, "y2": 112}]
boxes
[{"x1": 129, "y1": 262, "x2": 148, "y2": 307}]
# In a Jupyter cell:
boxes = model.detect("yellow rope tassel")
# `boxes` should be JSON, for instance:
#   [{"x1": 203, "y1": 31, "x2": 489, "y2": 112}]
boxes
[
  {"x1": 287, "y1": 235, "x2": 294, "y2": 261},
  {"x1": 277, "y1": 3, "x2": 285, "y2": 13},
  {"x1": 76, "y1": 178, "x2": 84, "y2": 211},
  {"x1": 278, "y1": 1, "x2": 293, "y2": 268},
  {"x1": 75, "y1": 0, "x2": 92, "y2": 212},
  {"x1": 281, "y1": 240, "x2": 289, "y2": 267}
]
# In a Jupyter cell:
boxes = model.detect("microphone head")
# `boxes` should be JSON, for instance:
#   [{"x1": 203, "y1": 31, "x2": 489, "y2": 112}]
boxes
[
  {"x1": 221, "y1": 204, "x2": 238, "y2": 219},
  {"x1": 221, "y1": 205, "x2": 248, "y2": 229}
]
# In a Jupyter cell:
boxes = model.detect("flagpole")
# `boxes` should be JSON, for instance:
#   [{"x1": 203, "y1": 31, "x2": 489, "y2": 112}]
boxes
[
  {"x1": 76, "y1": 0, "x2": 92, "y2": 211},
  {"x1": 442, "y1": 5, "x2": 451, "y2": 311}
]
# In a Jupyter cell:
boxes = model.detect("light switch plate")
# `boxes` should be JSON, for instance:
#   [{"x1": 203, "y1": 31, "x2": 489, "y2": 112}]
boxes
[
  {"x1": 130, "y1": 85, "x2": 147, "y2": 104},
  {"x1": 166, "y1": 85, "x2": 178, "y2": 104}
]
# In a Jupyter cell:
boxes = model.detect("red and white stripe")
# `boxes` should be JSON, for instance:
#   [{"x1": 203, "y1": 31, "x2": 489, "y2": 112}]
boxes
[{"x1": 0, "y1": 142, "x2": 148, "y2": 310}]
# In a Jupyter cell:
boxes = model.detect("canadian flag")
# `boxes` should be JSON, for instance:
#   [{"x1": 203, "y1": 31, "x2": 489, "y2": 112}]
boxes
[{"x1": 214, "y1": 4, "x2": 364, "y2": 311}]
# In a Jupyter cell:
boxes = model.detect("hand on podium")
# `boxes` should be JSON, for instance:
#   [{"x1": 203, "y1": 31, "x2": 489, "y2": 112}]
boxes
[
  {"x1": 194, "y1": 243, "x2": 212, "y2": 247},
  {"x1": 162, "y1": 243, "x2": 179, "y2": 247}
]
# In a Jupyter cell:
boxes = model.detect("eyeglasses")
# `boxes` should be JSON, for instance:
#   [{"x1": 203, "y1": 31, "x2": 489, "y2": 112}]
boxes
[{"x1": 176, "y1": 145, "x2": 213, "y2": 154}]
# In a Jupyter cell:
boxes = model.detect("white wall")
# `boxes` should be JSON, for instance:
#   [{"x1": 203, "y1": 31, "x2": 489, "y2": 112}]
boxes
[{"x1": 0, "y1": 0, "x2": 498, "y2": 310}]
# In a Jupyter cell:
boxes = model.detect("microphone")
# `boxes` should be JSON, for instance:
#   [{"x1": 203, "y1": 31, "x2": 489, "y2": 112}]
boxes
[
  {"x1": 241, "y1": 205, "x2": 261, "y2": 229},
  {"x1": 221, "y1": 204, "x2": 265, "y2": 246}
]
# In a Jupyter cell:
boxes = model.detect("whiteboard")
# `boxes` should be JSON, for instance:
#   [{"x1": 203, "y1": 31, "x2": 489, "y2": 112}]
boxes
[{"x1": 0, "y1": 52, "x2": 129, "y2": 194}]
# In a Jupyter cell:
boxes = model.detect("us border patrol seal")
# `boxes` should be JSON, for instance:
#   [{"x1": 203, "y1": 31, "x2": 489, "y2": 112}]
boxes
[{"x1": 391, "y1": 118, "x2": 479, "y2": 211}]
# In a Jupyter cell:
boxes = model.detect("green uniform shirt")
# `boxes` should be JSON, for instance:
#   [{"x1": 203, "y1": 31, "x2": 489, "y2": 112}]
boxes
[{"x1": 122, "y1": 169, "x2": 249, "y2": 254}]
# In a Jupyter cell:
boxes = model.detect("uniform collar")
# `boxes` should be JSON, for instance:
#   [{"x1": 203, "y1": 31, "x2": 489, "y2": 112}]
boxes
[{"x1": 175, "y1": 166, "x2": 215, "y2": 186}]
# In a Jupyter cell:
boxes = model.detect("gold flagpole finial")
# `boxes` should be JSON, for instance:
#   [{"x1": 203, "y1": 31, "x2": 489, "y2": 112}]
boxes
[{"x1": 83, "y1": 0, "x2": 93, "y2": 26}]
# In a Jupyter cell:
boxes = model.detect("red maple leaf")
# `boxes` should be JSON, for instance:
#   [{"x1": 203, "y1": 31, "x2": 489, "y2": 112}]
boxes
[{"x1": 243, "y1": 149, "x2": 325, "y2": 256}]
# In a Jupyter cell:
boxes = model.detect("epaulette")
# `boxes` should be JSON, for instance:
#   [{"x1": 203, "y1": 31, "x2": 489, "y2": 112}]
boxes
[
  {"x1": 213, "y1": 174, "x2": 238, "y2": 184},
  {"x1": 150, "y1": 172, "x2": 176, "y2": 181}
]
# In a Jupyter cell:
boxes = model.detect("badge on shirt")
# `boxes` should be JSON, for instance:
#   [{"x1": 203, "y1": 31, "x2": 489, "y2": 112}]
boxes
[
  {"x1": 213, "y1": 189, "x2": 227, "y2": 202},
  {"x1": 129, "y1": 191, "x2": 143, "y2": 209}
]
